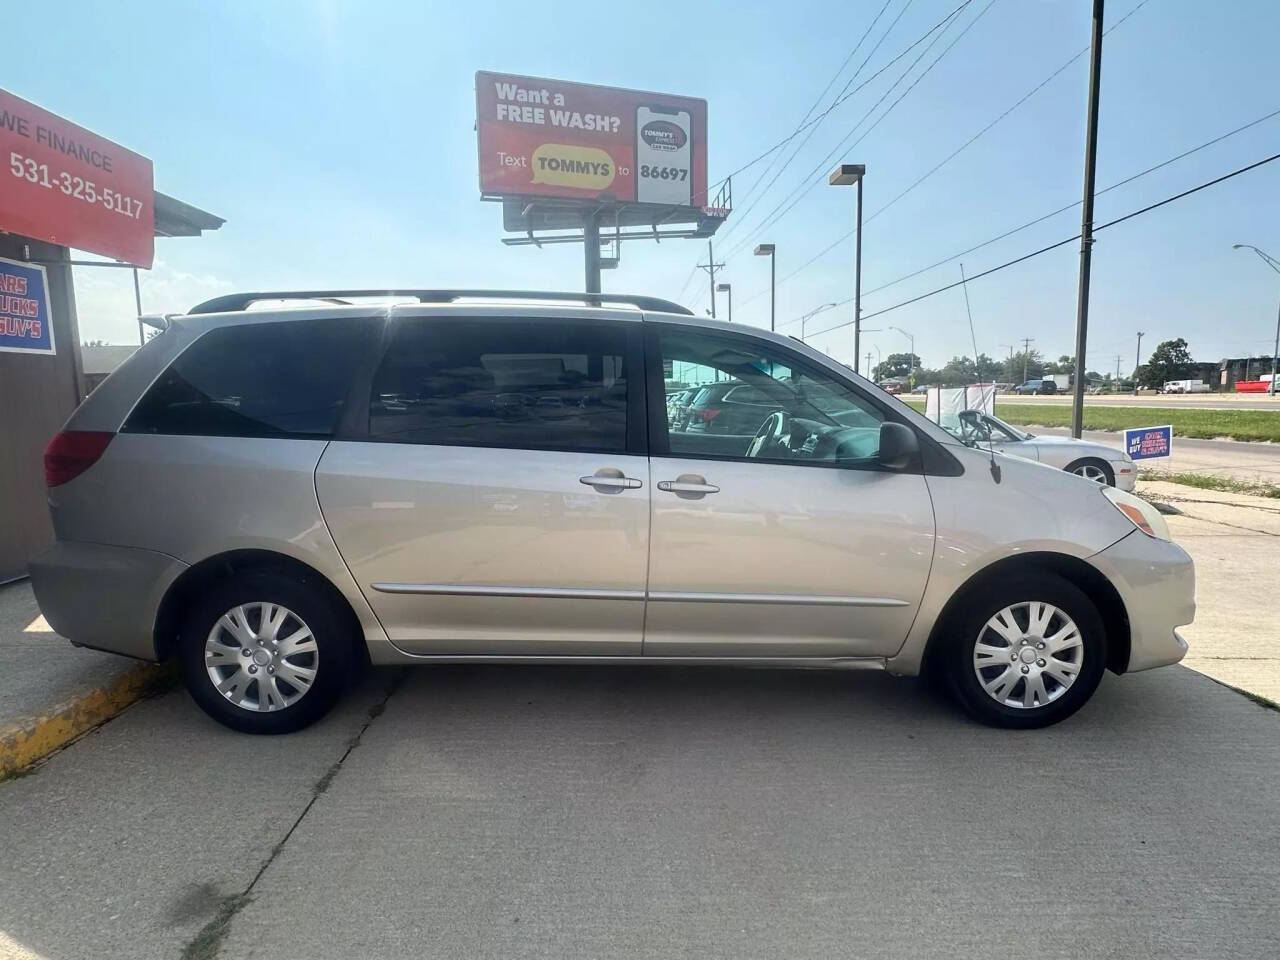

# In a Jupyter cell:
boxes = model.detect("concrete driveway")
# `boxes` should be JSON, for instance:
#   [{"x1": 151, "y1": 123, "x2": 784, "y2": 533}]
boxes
[{"x1": 1, "y1": 663, "x2": 1277, "y2": 960}]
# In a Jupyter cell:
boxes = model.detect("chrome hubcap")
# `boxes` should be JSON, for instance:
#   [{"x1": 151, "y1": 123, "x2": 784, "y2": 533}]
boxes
[
  {"x1": 972, "y1": 601, "x2": 1083, "y2": 710},
  {"x1": 205, "y1": 602, "x2": 317, "y2": 712},
  {"x1": 1073, "y1": 463, "x2": 1108, "y2": 484}
]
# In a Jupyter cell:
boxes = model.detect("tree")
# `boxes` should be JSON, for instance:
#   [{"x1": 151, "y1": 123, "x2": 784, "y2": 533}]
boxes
[
  {"x1": 872, "y1": 352, "x2": 921, "y2": 381},
  {"x1": 1003, "y1": 349, "x2": 1043, "y2": 384},
  {"x1": 1139, "y1": 338, "x2": 1194, "y2": 389}
]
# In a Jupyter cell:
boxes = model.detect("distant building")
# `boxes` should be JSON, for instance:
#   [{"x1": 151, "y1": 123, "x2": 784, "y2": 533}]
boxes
[
  {"x1": 1217, "y1": 356, "x2": 1277, "y2": 390},
  {"x1": 81, "y1": 344, "x2": 138, "y2": 393}
]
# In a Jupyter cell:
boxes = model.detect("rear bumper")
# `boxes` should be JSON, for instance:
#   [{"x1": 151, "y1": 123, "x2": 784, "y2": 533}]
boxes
[
  {"x1": 1090, "y1": 531, "x2": 1195, "y2": 672},
  {"x1": 1109, "y1": 460, "x2": 1137, "y2": 492},
  {"x1": 29, "y1": 541, "x2": 188, "y2": 661}
]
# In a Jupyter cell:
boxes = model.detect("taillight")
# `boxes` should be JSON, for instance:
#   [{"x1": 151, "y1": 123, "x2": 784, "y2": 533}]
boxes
[
  {"x1": 43, "y1": 430, "x2": 114, "y2": 487},
  {"x1": 697, "y1": 408, "x2": 723, "y2": 424}
]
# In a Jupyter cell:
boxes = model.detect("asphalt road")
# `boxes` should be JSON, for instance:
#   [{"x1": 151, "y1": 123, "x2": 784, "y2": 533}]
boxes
[{"x1": 2, "y1": 664, "x2": 1278, "y2": 960}]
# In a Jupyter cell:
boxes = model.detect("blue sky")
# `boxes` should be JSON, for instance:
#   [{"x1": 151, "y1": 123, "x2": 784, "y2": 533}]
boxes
[{"x1": 7, "y1": 0, "x2": 1279, "y2": 372}]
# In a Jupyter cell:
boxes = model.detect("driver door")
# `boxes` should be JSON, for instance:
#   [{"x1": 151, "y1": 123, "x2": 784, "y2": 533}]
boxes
[{"x1": 642, "y1": 321, "x2": 935, "y2": 658}]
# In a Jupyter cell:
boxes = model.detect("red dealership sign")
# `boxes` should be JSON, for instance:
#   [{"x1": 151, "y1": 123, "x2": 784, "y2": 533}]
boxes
[
  {"x1": 0, "y1": 89, "x2": 154, "y2": 267},
  {"x1": 476, "y1": 71, "x2": 708, "y2": 210}
]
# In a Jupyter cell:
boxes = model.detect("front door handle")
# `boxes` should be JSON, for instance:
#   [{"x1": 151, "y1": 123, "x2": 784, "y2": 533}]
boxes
[
  {"x1": 579, "y1": 470, "x2": 643, "y2": 491},
  {"x1": 657, "y1": 474, "x2": 720, "y2": 497}
]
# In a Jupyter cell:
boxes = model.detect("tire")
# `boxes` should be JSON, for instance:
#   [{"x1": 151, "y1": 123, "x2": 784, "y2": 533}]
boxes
[
  {"x1": 1066, "y1": 457, "x2": 1114, "y2": 486},
  {"x1": 939, "y1": 574, "x2": 1107, "y2": 729},
  {"x1": 178, "y1": 570, "x2": 354, "y2": 734}
]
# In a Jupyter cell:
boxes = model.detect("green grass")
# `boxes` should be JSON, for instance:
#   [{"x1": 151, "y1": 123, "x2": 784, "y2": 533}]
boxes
[
  {"x1": 1138, "y1": 469, "x2": 1280, "y2": 499},
  {"x1": 898, "y1": 397, "x2": 1280, "y2": 442}
]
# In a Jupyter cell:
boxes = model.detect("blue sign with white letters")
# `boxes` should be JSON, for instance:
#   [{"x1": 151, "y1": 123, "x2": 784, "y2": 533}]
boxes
[
  {"x1": 1125, "y1": 424, "x2": 1172, "y2": 460},
  {"x1": 0, "y1": 256, "x2": 53, "y2": 355}
]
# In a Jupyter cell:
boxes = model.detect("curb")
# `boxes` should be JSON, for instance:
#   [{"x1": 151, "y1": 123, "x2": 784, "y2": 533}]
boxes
[{"x1": 0, "y1": 661, "x2": 177, "y2": 779}]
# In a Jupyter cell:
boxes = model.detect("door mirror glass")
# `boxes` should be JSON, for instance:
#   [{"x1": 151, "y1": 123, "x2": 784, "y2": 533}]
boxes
[{"x1": 877, "y1": 422, "x2": 919, "y2": 470}]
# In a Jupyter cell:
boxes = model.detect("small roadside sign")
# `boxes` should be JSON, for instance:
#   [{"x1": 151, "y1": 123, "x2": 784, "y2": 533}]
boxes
[
  {"x1": 1124, "y1": 425, "x2": 1172, "y2": 460},
  {"x1": 0, "y1": 255, "x2": 53, "y2": 355}
]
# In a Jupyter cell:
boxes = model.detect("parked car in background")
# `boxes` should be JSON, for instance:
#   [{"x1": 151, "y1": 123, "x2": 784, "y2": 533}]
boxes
[
  {"x1": 879, "y1": 381, "x2": 903, "y2": 395},
  {"x1": 682, "y1": 379, "x2": 777, "y2": 435},
  {"x1": 31, "y1": 289, "x2": 1193, "y2": 735},
  {"x1": 1014, "y1": 379, "x2": 1057, "y2": 395},
  {"x1": 950, "y1": 410, "x2": 1135, "y2": 490},
  {"x1": 666, "y1": 387, "x2": 700, "y2": 432},
  {"x1": 911, "y1": 384, "x2": 929, "y2": 395}
]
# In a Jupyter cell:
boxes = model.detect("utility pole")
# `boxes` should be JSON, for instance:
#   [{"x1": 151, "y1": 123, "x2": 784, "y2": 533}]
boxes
[
  {"x1": 1070, "y1": 0, "x2": 1105, "y2": 438},
  {"x1": 1133, "y1": 331, "x2": 1144, "y2": 395},
  {"x1": 865, "y1": 352, "x2": 873, "y2": 377},
  {"x1": 1114, "y1": 354, "x2": 1121, "y2": 385},
  {"x1": 697, "y1": 240, "x2": 724, "y2": 320},
  {"x1": 1021, "y1": 337, "x2": 1035, "y2": 385}
]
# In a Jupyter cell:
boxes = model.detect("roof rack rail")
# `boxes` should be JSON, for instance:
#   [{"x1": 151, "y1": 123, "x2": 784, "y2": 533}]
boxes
[{"x1": 187, "y1": 289, "x2": 693, "y2": 316}]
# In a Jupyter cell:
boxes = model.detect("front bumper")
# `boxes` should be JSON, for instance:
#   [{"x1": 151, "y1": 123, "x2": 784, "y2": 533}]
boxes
[
  {"x1": 28, "y1": 541, "x2": 188, "y2": 661},
  {"x1": 1090, "y1": 530, "x2": 1194, "y2": 672}
]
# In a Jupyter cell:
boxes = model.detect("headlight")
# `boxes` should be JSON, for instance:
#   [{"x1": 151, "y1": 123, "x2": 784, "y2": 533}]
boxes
[{"x1": 1102, "y1": 486, "x2": 1171, "y2": 541}]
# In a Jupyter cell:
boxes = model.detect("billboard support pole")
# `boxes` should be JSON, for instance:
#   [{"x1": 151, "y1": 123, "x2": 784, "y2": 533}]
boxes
[
  {"x1": 584, "y1": 208, "x2": 601, "y2": 302},
  {"x1": 133, "y1": 267, "x2": 145, "y2": 346}
]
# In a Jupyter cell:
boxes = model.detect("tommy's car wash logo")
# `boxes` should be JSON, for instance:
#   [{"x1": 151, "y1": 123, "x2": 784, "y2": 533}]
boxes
[{"x1": 640, "y1": 120, "x2": 686, "y2": 152}]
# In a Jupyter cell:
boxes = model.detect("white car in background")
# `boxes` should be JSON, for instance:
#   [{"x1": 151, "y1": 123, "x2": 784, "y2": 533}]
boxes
[{"x1": 953, "y1": 410, "x2": 1136, "y2": 490}]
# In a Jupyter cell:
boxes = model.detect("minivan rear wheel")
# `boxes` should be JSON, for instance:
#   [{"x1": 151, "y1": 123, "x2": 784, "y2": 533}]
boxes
[
  {"x1": 178, "y1": 571, "x2": 352, "y2": 734},
  {"x1": 940, "y1": 574, "x2": 1106, "y2": 729}
]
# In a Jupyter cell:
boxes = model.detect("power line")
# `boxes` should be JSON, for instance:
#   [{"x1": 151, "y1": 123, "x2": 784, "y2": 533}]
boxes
[
  {"x1": 674, "y1": 264, "x2": 700, "y2": 301},
  {"x1": 766, "y1": 104, "x2": 1280, "y2": 308},
  {"x1": 717, "y1": 0, "x2": 899, "y2": 246},
  {"x1": 738, "y1": 0, "x2": 1155, "y2": 303},
  {"x1": 688, "y1": 0, "x2": 975, "y2": 209},
  {"x1": 864, "y1": 0, "x2": 1152, "y2": 228},
  {"x1": 799, "y1": 150, "x2": 1280, "y2": 339},
  {"x1": 725, "y1": 0, "x2": 988, "y2": 263}
]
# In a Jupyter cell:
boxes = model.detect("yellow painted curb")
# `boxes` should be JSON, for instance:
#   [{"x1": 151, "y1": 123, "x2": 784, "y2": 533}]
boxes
[{"x1": 0, "y1": 662, "x2": 177, "y2": 778}]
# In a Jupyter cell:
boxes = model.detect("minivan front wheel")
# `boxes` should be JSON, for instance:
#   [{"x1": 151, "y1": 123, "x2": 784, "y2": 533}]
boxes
[
  {"x1": 941, "y1": 575, "x2": 1106, "y2": 729},
  {"x1": 179, "y1": 571, "x2": 352, "y2": 733}
]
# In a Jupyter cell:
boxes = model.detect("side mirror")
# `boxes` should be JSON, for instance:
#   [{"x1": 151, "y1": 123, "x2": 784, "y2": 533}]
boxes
[{"x1": 878, "y1": 421, "x2": 919, "y2": 471}]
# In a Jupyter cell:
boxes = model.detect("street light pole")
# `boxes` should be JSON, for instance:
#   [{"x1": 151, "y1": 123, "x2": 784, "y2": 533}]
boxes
[
  {"x1": 800, "y1": 302, "x2": 838, "y2": 343},
  {"x1": 889, "y1": 326, "x2": 915, "y2": 382},
  {"x1": 716, "y1": 283, "x2": 733, "y2": 323},
  {"x1": 829, "y1": 164, "x2": 866, "y2": 373},
  {"x1": 1132, "y1": 331, "x2": 1143, "y2": 395},
  {"x1": 754, "y1": 244, "x2": 776, "y2": 332},
  {"x1": 1233, "y1": 244, "x2": 1280, "y2": 396}
]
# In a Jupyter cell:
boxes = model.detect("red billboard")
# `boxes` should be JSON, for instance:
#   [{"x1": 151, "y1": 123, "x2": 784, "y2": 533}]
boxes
[
  {"x1": 1, "y1": 89, "x2": 155, "y2": 267},
  {"x1": 476, "y1": 72, "x2": 708, "y2": 210}
]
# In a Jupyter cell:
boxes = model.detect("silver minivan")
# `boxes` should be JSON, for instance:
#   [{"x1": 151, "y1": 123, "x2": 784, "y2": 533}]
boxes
[{"x1": 30, "y1": 290, "x2": 1194, "y2": 733}]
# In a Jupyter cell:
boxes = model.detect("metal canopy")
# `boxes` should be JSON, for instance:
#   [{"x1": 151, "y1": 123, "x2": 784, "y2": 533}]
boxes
[{"x1": 154, "y1": 191, "x2": 225, "y2": 238}]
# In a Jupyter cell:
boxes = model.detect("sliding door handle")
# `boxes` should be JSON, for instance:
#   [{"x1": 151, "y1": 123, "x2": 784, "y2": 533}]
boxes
[{"x1": 657, "y1": 476, "x2": 719, "y2": 496}]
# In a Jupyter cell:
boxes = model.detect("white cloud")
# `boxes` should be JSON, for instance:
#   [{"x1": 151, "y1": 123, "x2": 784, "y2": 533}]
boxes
[{"x1": 72, "y1": 259, "x2": 232, "y2": 345}]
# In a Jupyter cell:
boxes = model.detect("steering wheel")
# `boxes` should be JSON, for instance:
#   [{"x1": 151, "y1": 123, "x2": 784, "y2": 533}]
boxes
[{"x1": 746, "y1": 410, "x2": 791, "y2": 458}]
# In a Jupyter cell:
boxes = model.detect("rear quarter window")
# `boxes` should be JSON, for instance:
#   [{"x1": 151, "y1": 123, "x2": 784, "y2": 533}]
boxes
[{"x1": 123, "y1": 317, "x2": 377, "y2": 439}]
